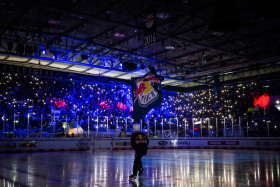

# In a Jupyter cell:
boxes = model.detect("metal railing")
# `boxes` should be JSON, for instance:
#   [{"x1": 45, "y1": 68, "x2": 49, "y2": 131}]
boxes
[{"x1": 0, "y1": 113, "x2": 279, "y2": 139}]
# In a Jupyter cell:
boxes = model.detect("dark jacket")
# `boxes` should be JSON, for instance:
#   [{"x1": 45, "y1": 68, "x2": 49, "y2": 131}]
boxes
[{"x1": 130, "y1": 132, "x2": 149, "y2": 155}]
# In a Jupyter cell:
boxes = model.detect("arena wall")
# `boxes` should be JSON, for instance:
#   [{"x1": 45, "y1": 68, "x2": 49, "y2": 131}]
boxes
[
  {"x1": 1, "y1": 138, "x2": 280, "y2": 152},
  {"x1": 0, "y1": 138, "x2": 92, "y2": 152},
  {"x1": 95, "y1": 137, "x2": 280, "y2": 150}
]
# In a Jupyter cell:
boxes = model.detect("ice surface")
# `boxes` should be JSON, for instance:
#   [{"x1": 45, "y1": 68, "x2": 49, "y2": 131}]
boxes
[{"x1": 0, "y1": 149, "x2": 279, "y2": 187}]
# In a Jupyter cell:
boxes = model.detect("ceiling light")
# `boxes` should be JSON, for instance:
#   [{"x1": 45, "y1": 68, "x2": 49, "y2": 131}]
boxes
[
  {"x1": 48, "y1": 19, "x2": 61, "y2": 25},
  {"x1": 212, "y1": 31, "x2": 224, "y2": 36},
  {"x1": 114, "y1": 32, "x2": 125, "y2": 37},
  {"x1": 166, "y1": 46, "x2": 175, "y2": 50},
  {"x1": 105, "y1": 10, "x2": 112, "y2": 15},
  {"x1": 156, "y1": 12, "x2": 169, "y2": 19}
]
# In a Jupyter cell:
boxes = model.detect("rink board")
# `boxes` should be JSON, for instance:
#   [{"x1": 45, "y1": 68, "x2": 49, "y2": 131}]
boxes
[
  {"x1": 1, "y1": 138, "x2": 280, "y2": 152},
  {"x1": 94, "y1": 138, "x2": 280, "y2": 150},
  {"x1": 0, "y1": 138, "x2": 92, "y2": 152}
]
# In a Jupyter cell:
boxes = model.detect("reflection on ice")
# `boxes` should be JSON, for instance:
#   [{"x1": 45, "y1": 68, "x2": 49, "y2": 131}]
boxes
[{"x1": 0, "y1": 149, "x2": 279, "y2": 187}]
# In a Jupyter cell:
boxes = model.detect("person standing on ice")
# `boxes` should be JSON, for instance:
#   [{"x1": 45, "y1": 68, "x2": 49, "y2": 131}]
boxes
[{"x1": 129, "y1": 123, "x2": 149, "y2": 180}]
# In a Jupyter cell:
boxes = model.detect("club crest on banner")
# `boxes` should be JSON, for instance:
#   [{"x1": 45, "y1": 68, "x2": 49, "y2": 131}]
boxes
[
  {"x1": 133, "y1": 73, "x2": 160, "y2": 107},
  {"x1": 132, "y1": 71, "x2": 164, "y2": 123}
]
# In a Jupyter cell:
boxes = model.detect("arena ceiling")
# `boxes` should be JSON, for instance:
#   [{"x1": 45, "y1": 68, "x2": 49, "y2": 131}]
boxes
[{"x1": 0, "y1": 0, "x2": 280, "y2": 90}]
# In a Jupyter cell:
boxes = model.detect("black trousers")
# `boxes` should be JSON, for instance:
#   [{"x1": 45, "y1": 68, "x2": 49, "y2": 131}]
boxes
[{"x1": 133, "y1": 152, "x2": 144, "y2": 176}]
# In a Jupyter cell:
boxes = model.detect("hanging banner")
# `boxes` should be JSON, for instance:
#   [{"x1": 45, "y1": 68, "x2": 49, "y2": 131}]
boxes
[
  {"x1": 144, "y1": 11, "x2": 156, "y2": 46},
  {"x1": 132, "y1": 71, "x2": 164, "y2": 123}
]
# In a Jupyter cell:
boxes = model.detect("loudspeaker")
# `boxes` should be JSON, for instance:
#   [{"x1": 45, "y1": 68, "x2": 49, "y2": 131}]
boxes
[
  {"x1": 123, "y1": 62, "x2": 137, "y2": 71},
  {"x1": 81, "y1": 54, "x2": 88, "y2": 60},
  {"x1": 16, "y1": 44, "x2": 24, "y2": 54},
  {"x1": 25, "y1": 46, "x2": 34, "y2": 56}
]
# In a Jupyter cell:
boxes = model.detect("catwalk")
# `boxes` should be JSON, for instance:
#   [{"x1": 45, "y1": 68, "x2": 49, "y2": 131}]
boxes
[{"x1": 0, "y1": 149, "x2": 279, "y2": 187}]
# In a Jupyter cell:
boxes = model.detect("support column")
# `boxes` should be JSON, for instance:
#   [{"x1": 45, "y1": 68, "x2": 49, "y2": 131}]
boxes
[
  {"x1": 176, "y1": 118, "x2": 178, "y2": 139},
  {"x1": 154, "y1": 118, "x2": 156, "y2": 137},
  {"x1": 13, "y1": 113, "x2": 16, "y2": 138},
  {"x1": 267, "y1": 121, "x2": 270, "y2": 137},
  {"x1": 106, "y1": 116, "x2": 109, "y2": 132},
  {"x1": 126, "y1": 118, "x2": 128, "y2": 135},
  {"x1": 247, "y1": 118, "x2": 249, "y2": 137},
  {"x1": 184, "y1": 118, "x2": 187, "y2": 138},
  {"x1": 231, "y1": 118, "x2": 234, "y2": 136},
  {"x1": 162, "y1": 118, "x2": 164, "y2": 138},
  {"x1": 88, "y1": 116, "x2": 90, "y2": 137},
  {"x1": 76, "y1": 116, "x2": 79, "y2": 136},
  {"x1": 41, "y1": 113, "x2": 43, "y2": 136},
  {"x1": 216, "y1": 118, "x2": 218, "y2": 137},
  {"x1": 169, "y1": 119, "x2": 171, "y2": 137},
  {"x1": 223, "y1": 117, "x2": 226, "y2": 137},
  {"x1": 239, "y1": 117, "x2": 241, "y2": 137},
  {"x1": 27, "y1": 113, "x2": 30, "y2": 137},
  {"x1": 192, "y1": 118, "x2": 194, "y2": 137},
  {"x1": 2, "y1": 112, "x2": 5, "y2": 132},
  {"x1": 66, "y1": 115, "x2": 68, "y2": 135},
  {"x1": 208, "y1": 118, "x2": 210, "y2": 137},
  {"x1": 97, "y1": 117, "x2": 99, "y2": 132},
  {"x1": 147, "y1": 119, "x2": 149, "y2": 138},
  {"x1": 53, "y1": 113, "x2": 56, "y2": 134},
  {"x1": 200, "y1": 118, "x2": 202, "y2": 137}
]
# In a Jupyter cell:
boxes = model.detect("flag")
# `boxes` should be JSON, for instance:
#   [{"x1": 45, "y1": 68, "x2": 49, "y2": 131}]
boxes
[
  {"x1": 144, "y1": 11, "x2": 156, "y2": 46},
  {"x1": 132, "y1": 71, "x2": 164, "y2": 123}
]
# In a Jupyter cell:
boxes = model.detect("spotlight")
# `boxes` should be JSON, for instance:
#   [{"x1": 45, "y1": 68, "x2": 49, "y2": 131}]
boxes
[
  {"x1": 53, "y1": 53, "x2": 58, "y2": 60},
  {"x1": 50, "y1": 49, "x2": 59, "y2": 60},
  {"x1": 42, "y1": 49, "x2": 47, "y2": 55}
]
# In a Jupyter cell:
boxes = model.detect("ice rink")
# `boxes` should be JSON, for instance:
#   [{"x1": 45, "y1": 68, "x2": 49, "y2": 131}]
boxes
[{"x1": 0, "y1": 149, "x2": 279, "y2": 187}]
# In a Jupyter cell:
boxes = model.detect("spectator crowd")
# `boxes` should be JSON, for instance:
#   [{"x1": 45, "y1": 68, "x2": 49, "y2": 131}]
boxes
[{"x1": 0, "y1": 72, "x2": 279, "y2": 136}]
